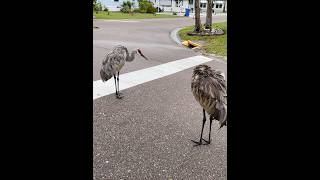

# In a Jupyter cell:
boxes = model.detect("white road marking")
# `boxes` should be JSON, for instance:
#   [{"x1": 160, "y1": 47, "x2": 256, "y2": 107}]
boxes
[{"x1": 93, "y1": 55, "x2": 213, "y2": 100}]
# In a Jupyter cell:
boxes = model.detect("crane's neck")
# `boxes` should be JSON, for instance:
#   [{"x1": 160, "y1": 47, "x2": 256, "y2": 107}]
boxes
[{"x1": 126, "y1": 50, "x2": 136, "y2": 62}]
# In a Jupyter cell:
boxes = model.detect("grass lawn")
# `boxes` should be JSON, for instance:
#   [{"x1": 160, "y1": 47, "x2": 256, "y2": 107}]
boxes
[
  {"x1": 93, "y1": 11, "x2": 183, "y2": 19},
  {"x1": 178, "y1": 22, "x2": 227, "y2": 57}
]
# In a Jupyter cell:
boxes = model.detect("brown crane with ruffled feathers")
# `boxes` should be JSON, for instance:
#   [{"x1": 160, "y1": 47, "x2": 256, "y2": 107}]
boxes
[
  {"x1": 100, "y1": 45, "x2": 148, "y2": 99},
  {"x1": 191, "y1": 64, "x2": 227, "y2": 146}
]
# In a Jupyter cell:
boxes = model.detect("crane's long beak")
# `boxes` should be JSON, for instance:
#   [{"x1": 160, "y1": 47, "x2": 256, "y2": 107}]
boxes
[{"x1": 138, "y1": 49, "x2": 148, "y2": 60}]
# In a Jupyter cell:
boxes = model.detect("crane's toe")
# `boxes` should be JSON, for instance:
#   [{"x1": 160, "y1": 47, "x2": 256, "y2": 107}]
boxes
[
  {"x1": 201, "y1": 138, "x2": 211, "y2": 145},
  {"x1": 191, "y1": 139, "x2": 203, "y2": 146},
  {"x1": 116, "y1": 93, "x2": 123, "y2": 99},
  {"x1": 191, "y1": 139, "x2": 210, "y2": 146}
]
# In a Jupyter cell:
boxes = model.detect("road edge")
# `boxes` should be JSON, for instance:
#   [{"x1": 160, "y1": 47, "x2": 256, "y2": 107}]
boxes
[
  {"x1": 170, "y1": 27, "x2": 227, "y2": 64},
  {"x1": 169, "y1": 28, "x2": 183, "y2": 46}
]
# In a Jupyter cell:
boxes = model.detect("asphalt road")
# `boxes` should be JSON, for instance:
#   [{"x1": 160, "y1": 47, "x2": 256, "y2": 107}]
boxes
[
  {"x1": 93, "y1": 14, "x2": 227, "y2": 179},
  {"x1": 93, "y1": 15, "x2": 227, "y2": 80}
]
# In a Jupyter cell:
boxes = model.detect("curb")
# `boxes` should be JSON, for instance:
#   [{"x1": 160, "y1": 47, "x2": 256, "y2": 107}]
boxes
[
  {"x1": 169, "y1": 27, "x2": 227, "y2": 62},
  {"x1": 169, "y1": 27, "x2": 183, "y2": 46}
]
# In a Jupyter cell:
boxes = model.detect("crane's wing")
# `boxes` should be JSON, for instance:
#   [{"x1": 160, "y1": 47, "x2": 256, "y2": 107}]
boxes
[
  {"x1": 212, "y1": 71, "x2": 227, "y2": 128},
  {"x1": 100, "y1": 52, "x2": 121, "y2": 82},
  {"x1": 204, "y1": 74, "x2": 226, "y2": 102},
  {"x1": 192, "y1": 66, "x2": 227, "y2": 128},
  {"x1": 100, "y1": 66, "x2": 113, "y2": 82},
  {"x1": 204, "y1": 74, "x2": 227, "y2": 128},
  {"x1": 100, "y1": 45, "x2": 129, "y2": 82}
]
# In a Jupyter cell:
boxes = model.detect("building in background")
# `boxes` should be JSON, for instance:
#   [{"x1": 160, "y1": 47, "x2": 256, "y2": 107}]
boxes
[
  {"x1": 199, "y1": 0, "x2": 227, "y2": 13},
  {"x1": 99, "y1": 0, "x2": 139, "y2": 11},
  {"x1": 99, "y1": 0, "x2": 227, "y2": 13}
]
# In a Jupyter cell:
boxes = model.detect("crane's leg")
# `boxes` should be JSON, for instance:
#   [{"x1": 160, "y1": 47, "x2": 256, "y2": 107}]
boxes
[
  {"x1": 116, "y1": 71, "x2": 123, "y2": 99},
  {"x1": 202, "y1": 115, "x2": 213, "y2": 145},
  {"x1": 191, "y1": 109, "x2": 207, "y2": 146},
  {"x1": 114, "y1": 75, "x2": 118, "y2": 97}
]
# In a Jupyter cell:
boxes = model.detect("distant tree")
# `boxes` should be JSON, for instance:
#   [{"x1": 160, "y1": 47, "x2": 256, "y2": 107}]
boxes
[
  {"x1": 138, "y1": 0, "x2": 156, "y2": 14},
  {"x1": 194, "y1": 0, "x2": 201, "y2": 33},
  {"x1": 122, "y1": 1, "x2": 133, "y2": 9},
  {"x1": 93, "y1": 0, "x2": 97, "y2": 11},
  {"x1": 94, "y1": 1, "x2": 103, "y2": 12},
  {"x1": 205, "y1": 0, "x2": 213, "y2": 32},
  {"x1": 121, "y1": 1, "x2": 134, "y2": 13}
]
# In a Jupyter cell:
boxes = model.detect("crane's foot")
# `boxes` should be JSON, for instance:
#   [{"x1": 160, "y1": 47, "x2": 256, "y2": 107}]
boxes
[
  {"x1": 191, "y1": 138, "x2": 210, "y2": 146},
  {"x1": 202, "y1": 138, "x2": 211, "y2": 145},
  {"x1": 116, "y1": 93, "x2": 123, "y2": 99},
  {"x1": 191, "y1": 140, "x2": 203, "y2": 146}
]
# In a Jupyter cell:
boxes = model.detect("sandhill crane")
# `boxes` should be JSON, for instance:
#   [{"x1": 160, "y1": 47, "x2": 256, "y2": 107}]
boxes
[
  {"x1": 191, "y1": 64, "x2": 227, "y2": 146},
  {"x1": 100, "y1": 45, "x2": 148, "y2": 99}
]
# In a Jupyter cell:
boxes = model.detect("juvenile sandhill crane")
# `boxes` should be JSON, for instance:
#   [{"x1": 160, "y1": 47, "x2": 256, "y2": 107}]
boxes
[
  {"x1": 100, "y1": 45, "x2": 148, "y2": 99},
  {"x1": 191, "y1": 64, "x2": 227, "y2": 146}
]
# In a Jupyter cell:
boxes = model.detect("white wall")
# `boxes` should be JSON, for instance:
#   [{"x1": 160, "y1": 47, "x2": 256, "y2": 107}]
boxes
[
  {"x1": 198, "y1": 0, "x2": 227, "y2": 13},
  {"x1": 101, "y1": 0, "x2": 139, "y2": 11},
  {"x1": 163, "y1": 6, "x2": 173, "y2": 12},
  {"x1": 172, "y1": 0, "x2": 189, "y2": 12}
]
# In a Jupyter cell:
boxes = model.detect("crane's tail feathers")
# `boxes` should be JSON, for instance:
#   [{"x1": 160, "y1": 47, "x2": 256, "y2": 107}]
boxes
[
  {"x1": 218, "y1": 120, "x2": 226, "y2": 130},
  {"x1": 100, "y1": 69, "x2": 113, "y2": 82},
  {"x1": 218, "y1": 105, "x2": 227, "y2": 129}
]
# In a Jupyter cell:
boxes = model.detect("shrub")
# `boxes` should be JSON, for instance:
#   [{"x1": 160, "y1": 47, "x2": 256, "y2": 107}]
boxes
[
  {"x1": 120, "y1": 6, "x2": 131, "y2": 13},
  {"x1": 146, "y1": 4, "x2": 156, "y2": 13},
  {"x1": 173, "y1": 12, "x2": 177, "y2": 15},
  {"x1": 120, "y1": 1, "x2": 133, "y2": 13},
  {"x1": 122, "y1": 1, "x2": 133, "y2": 9},
  {"x1": 138, "y1": 0, "x2": 148, "y2": 13},
  {"x1": 93, "y1": 1, "x2": 103, "y2": 11},
  {"x1": 138, "y1": 0, "x2": 155, "y2": 13},
  {"x1": 133, "y1": 8, "x2": 140, "y2": 13}
]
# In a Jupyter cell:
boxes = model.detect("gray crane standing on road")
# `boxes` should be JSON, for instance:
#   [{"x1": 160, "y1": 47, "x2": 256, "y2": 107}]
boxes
[
  {"x1": 100, "y1": 45, "x2": 148, "y2": 99},
  {"x1": 191, "y1": 64, "x2": 227, "y2": 146}
]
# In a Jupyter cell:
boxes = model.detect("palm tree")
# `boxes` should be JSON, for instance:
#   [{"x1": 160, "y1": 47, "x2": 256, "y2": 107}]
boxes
[
  {"x1": 194, "y1": 0, "x2": 201, "y2": 33},
  {"x1": 205, "y1": 0, "x2": 213, "y2": 32}
]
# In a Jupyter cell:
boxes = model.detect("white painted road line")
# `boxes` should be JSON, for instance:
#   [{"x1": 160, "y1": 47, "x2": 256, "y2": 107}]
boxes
[{"x1": 93, "y1": 55, "x2": 213, "y2": 100}]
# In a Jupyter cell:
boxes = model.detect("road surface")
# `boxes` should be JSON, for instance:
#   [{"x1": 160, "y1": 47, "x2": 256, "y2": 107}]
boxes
[{"x1": 93, "y1": 15, "x2": 227, "y2": 179}]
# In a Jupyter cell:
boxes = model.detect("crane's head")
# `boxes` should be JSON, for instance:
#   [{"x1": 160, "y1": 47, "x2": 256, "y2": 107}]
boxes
[{"x1": 137, "y1": 49, "x2": 148, "y2": 60}]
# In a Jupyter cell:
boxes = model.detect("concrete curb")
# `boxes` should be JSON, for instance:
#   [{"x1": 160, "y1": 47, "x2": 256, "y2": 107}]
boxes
[
  {"x1": 169, "y1": 27, "x2": 227, "y2": 63},
  {"x1": 169, "y1": 27, "x2": 183, "y2": 46}
]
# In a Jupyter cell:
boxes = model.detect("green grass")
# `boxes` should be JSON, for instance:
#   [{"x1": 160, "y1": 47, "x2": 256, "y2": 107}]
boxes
[
  {"x1": 178, "y1": 22, "x2": 227, "y2": 56},
  {"x1": 93, "y1": 11, "x2": 182, "y2": 19}
]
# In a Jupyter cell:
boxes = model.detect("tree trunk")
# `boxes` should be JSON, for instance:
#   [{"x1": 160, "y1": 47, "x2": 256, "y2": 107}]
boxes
[
  {"x1": 223, "y1": 1, "x2": 226, "y2": 13},
  {"x1": 194, "y1": 0, "x2": 201, "y2": 33},
  {"x1": 205, "y1": 0, "x2": 212, "y2": 32}
]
